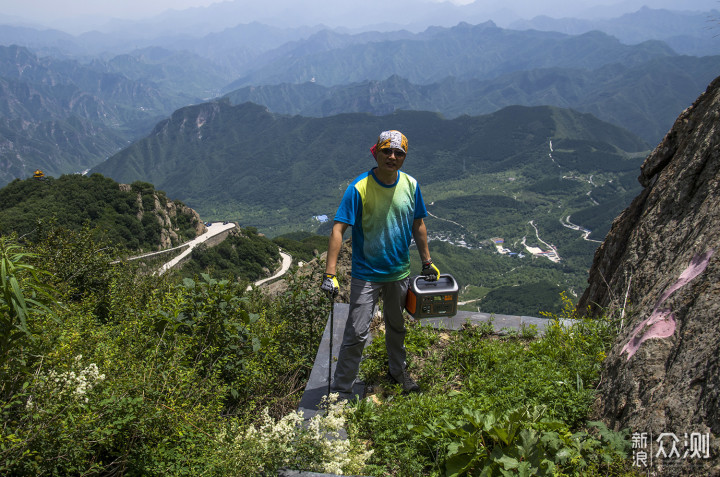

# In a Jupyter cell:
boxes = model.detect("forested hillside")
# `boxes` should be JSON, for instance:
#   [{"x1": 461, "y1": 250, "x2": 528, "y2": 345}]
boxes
[
  {"x1": 91, "y1": 102, "x2": 646, "y2": 229},
  {"x1": 0, "y1": 174, "x2": 202, "y2": 251},
  {"x1": 181, "y1": 227, "x2": 281, "y2": 282}
]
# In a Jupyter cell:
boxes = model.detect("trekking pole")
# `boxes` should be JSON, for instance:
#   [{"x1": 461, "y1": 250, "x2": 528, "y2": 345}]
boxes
[{"x1": 327, "y1": 292, "x2": 335, "y2": 397}]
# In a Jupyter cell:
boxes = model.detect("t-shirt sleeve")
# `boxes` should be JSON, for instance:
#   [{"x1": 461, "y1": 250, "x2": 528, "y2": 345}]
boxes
[
  {"x1": 334, "y1": 185, "x2": 360, "y2": 225},
  {"x1": 414, "y1": 183, "x2": 428, "y2": 219}
]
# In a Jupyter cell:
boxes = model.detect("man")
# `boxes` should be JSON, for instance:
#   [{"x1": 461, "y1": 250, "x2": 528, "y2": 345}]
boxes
[{"x1": 321, "y1": 129, "x2": 440, "y2": 397}]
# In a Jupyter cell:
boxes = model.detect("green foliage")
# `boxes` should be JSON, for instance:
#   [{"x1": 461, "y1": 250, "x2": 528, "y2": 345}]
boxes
[
  {"x1": 0, "y1": 235, "x2": 55, "y2": 367},
  {"x1": 481, "y1": 281, "x2": 565, "y2": 316},
  {"x1": 409, "y1": 405, "x2": 632, "y2": 476},
  {"x1": 0, "y1": 174, "x2": 200, "y2": 252},
  {"x1": 235, "y1": 268, "x2": 329, "y2": 418},
  {"x1": 169, "y1": 273, "x2": 262, "y2": 391},
  {"x1": 31, "y1": 222, "x2": 140, "y2": 324},
  {"x1": 0, "y1": 224, "x2": 336, "y2": 475},
  {"x1": 272, "y1": 232, "x2": 329, "y2": 263},
  {"x1": 352, "y1": 294, "x2": 630, "y2": 476},
  {"x1": 0, "y1": 203, "x2": 637, "y2": 477}
]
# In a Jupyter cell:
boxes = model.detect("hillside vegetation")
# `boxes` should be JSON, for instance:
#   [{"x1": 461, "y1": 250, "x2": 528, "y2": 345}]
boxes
[
  {"x1": 0, "y1": 228, "x2": 335, "y2": 475},
  {"x1": 180, "y1": 227, "x2": 281, "y2": 282},
  {"x1": 0, "y1": 174, "x2": 202, "y2": 252},
  {"x1": 0, "y1": 227, "x2": 636, "y2": 476}
]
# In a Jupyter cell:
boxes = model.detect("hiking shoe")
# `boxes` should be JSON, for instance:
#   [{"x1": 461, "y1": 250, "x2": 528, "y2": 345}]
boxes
[{"x1": 388, "y1": 370, "x2": 421, "y2": 394}]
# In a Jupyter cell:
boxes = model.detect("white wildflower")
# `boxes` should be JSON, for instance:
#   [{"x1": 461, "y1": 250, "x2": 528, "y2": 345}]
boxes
[
  {"x1": 35, "y1": 355, "x2": 106, "y2": 405},
  {"x1": 219, "y1": 393, "x2": 372, "y2": 475}
]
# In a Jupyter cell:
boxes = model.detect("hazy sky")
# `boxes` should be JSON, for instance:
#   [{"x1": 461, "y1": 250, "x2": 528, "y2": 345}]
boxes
[{"x1": 1, "y1": 0, "x2": 717, "y2": 28}]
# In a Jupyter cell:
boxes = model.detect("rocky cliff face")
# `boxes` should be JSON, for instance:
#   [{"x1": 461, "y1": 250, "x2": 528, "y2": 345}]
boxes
[
  {"x1": 119, "y1": 183, "x2": 206, "y2": 250},
  {"x1": 577, "y1": 76, "x2": 720, "y2": 476}
]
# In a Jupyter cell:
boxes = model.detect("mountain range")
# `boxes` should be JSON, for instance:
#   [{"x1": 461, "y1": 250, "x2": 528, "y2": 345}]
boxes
[
  {"x1": 510, "y1": 6, "x2": 720, "y2": 56},
  {"x1": 88, "y1": 98, "x2": 651, "y2": 305},
  {"x1": 1, "y1": 3, "x2": 717, "y2": 312},
  {"x1": 1, "y1": 13, "x2": 717, "y2": 186},
  {"x1": 223, "y1": 54, "x2": 720, "y2": 145},
  {"x1": 90, "y1": 99, "x2": 647, "y2": 232}
]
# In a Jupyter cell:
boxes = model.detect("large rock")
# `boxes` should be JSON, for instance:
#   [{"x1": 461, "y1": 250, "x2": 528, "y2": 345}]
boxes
[
  {"x1": 577, "y1": 76, "x2": 720, "y2": 475},
  {"x1": 119, "y1": 183, "x2": 206, "y2": 250}
]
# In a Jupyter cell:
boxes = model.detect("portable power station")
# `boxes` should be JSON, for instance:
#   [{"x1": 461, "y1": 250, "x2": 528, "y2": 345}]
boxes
[{"x1": 405, "y1": 274, "x2": 459, "y2": 318}]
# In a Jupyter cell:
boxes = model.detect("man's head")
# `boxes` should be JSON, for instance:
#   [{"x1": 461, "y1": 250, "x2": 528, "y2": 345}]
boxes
[
  {"x1": 376, "y1": 130, "x2": 408, "y2": 155},
  {"x1": 371, "y1": 130, "x2": 408, "y2": 181},
  {"x1": 371, "y1": 130, "x2": 408, "y2": 159}
]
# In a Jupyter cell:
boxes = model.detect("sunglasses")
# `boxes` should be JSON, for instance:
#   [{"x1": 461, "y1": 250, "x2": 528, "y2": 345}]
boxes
[{"x1": 380, "y1": 148, "x2": 406, "y2": 158}]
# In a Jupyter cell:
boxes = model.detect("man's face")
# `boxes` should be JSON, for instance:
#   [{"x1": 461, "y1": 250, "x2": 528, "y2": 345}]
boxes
[{"x1": 375, "y1": 147, "x2": 406, "y2": 176}]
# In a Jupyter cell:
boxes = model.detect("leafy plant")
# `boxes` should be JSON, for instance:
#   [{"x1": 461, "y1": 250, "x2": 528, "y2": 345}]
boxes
[
  {"x1": 0, "y1": 235, "x2": 56, "y2": 367},
  {"x1": 170, "y1": 273, "x2": 263, "y2": 401},
  {"x1": 408, "y1": 405, "x2": 632, "y2": 476}
]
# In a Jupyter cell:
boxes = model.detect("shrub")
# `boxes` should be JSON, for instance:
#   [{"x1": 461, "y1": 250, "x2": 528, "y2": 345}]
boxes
[
  {"x1": 351, "y1": 293, "x2": 632, "y2": 476},
  {"x1": 213, "y1": 394, "x2": 372, "y2": 476}
]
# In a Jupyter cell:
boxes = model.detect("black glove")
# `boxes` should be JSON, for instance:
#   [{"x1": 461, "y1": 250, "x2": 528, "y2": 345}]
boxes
[
  {"x1": 320, "y1": 273, "x2": 339, "y2": 297},
  {"x1": 421, "y1": 259, "x2": 440, "y2": 281}
]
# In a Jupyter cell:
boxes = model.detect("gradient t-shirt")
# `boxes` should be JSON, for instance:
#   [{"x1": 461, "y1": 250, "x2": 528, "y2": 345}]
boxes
[{"x1": 334, "y1": 169, "x2": 427, "y2": 282}]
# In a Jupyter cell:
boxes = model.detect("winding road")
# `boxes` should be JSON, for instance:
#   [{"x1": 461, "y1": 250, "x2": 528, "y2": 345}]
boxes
[
  {"x1": 121, "y1": 222, "x2": 293, "y2": 286},
  {"x1": 156, "y1": 222, "x2": 237, "y2": 275},
  {"x1": 560, "y1": 215, "x2": 602, "y2": 244},
  {"x1": 247, "y1": 250, "x2": 293, "y2": 290}
]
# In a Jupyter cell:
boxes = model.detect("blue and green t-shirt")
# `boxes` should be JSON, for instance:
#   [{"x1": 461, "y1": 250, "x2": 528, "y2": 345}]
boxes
[{"x1": 334, "y1": 169, "x2": 427, "y2": 282}]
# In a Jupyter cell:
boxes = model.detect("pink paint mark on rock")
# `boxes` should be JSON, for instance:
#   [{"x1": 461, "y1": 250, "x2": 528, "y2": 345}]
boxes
[
  {"x1": 621, "y1": 249, "x2": 714, "y2": 360},
  {"x1": 655, "y1": 249, "x2": 716, "y2": 307},
  {"x1": 621, "y1": 309, "x2": 676, "y2": 359}
]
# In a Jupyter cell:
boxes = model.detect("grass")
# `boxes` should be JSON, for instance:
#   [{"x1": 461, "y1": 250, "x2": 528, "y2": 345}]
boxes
[{"x1": 345, "y1": 294, "x2": 641, "y2": 476}]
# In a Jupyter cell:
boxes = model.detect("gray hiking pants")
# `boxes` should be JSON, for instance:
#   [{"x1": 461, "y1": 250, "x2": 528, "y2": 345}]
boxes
[{"x1": 331, "y1": 276, "x2": 409, "y2": 394}]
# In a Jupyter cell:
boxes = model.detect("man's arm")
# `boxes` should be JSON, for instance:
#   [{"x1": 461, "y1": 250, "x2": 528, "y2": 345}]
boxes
[
  {"x1": 413, "y1": 218, "x2": 440, "y2": 280},
  {"x1": 325, "y1": 221, "x2": 349, "y2": 275},
  {"x1": 412, "y1": 218, "x2": 431, "y2": 262}
]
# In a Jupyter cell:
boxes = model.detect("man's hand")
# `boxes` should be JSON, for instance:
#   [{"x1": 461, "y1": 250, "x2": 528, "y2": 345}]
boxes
[
  {"x1": 421, "y1": 259, "x2": 440, "y2": 281},
  {"x1": 321, "y1": 273, "x2": 339, "y2": 297}
]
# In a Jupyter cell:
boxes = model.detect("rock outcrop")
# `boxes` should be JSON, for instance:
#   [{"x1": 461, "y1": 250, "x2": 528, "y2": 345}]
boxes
[
  {"x1": 120, "y1": 183, "x2": 206, "y2": 250},
  {"x1": 577, "y1": 76, "x2": 720, "y2": 476}
]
